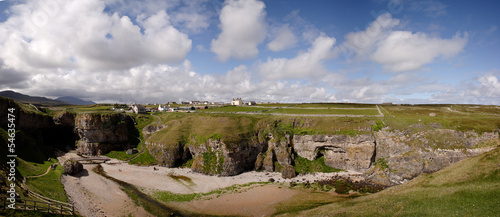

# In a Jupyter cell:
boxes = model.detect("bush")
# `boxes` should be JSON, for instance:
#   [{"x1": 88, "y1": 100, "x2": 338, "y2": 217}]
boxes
[{"x1": 371, "y1": 121, "x2": 385, "y2": 132}]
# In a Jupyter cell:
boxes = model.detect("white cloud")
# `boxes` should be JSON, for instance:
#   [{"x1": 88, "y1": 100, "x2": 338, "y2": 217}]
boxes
[
  {"x1": 211, "y1": 0, "x2": 267, "y2": 61},
  {"x1": 0, "y1": 0, "x2": 192, "y2": 72},
  {"x1": 259, "y1": 35, "x2": 336, "y2": 80},
  {"x1": 267, "y1": 24, "x2": 297, "y2": 52},
  {"x1": 371, "y1": 31, "x2": 467, "y2": 72},
  {"x1": 341, "y1": 13, "x2": 400, "y2": 58}
]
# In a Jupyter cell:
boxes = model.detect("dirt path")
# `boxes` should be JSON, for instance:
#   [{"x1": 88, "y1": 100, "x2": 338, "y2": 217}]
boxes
[
  {"x1": 61, "y1": 164, "x2": 152, "y2": 217},
  {"x1": 26, "y1": 165, "x2": 53, "y2": 178}
]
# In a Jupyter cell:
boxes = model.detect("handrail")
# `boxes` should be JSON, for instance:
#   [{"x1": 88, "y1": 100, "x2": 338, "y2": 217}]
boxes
[{"x1": 0, "y1": 196, "x2": 74, "y2": 215}]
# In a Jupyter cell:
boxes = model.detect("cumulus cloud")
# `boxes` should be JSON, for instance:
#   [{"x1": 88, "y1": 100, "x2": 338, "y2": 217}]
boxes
[
  {"x1": 267, "y1": 24, "x2": 297, "y2": 52},
  {"x1": 0, "y1": 0, "x2": 192, "y2": 72},
  {"x1": 371, "y1": 31, "x2": 467, "y2": 72},
  {"x1": 341, "y1": 13, "x2": 400, "y2": 58},
  {"x1": 339, "y1": 12, "x2": 468, "y2": 72},
  {"x1": 259, "y1": 35, "x2": 336, "y2": 80},
  {"x1": 211, "y1": 0, "x2": 267, "y2": 61}
]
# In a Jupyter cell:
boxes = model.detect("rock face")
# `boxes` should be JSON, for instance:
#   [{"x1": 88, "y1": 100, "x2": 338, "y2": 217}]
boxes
[
  {"x1": 366, "y1": 130, "x2": 498, "y2": 185},
  {"x1": 293, "y1": 134, "x2": 376, "y2": 170},
  {"x1": 53, "y1": 111, "x2": 75, "y2": 127},
  {"x1": 188, "y1": 137, "x2": 267, "y2": 176},
  {"x1": 63, "y1": 160, "x2": 83, "y2": 175},
  {"x1": 75, "y1": 113, "x2": 134, "y2": 155}
]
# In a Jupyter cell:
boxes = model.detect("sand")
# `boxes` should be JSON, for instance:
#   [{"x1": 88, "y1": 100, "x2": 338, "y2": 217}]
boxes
[
  {"x1": 173, "y1": 184, "x2": 297, "y2": 217},
  {"x1": 101, "y1": 162, "x2": 363, "y2": 194},
  {"x1": 60, "y1": 152, "x2": 362, "y2": 217},
  {"x1": 61, "y1": 164, "x2": 152, "y2": 217}
]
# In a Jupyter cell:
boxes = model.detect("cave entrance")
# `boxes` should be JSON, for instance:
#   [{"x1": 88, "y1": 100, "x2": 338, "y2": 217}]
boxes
[
  {"x1": 176, "y1": 147, "x2": 193, "y2": 168},
  {"x1": 315, "y1": 148, "x2": 326, "y2": 160}
]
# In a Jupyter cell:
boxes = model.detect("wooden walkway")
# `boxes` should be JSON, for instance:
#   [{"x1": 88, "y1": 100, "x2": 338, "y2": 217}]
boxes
[{"x1": 0, "y1": 196, "x2": 74, "y2": 215}]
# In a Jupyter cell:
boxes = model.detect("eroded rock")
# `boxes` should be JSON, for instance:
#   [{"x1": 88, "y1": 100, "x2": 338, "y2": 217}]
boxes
[
  {"x1": 63, "y1": 160, "x2": 83, "y2": 175},
  {"x1": 75, "y1": 113, "x2": 134, "y2": 156},
  {"x1": 293, "y1": 134, "x2": 375, "y2": 170},
  {"x1": 281, "y1": 164, "x2": 296, "y2": 179}
]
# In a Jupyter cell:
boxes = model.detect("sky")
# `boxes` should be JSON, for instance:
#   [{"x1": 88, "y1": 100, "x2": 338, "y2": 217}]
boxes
[{"x1": 0, "y1": 0, "x2": 499, "y2": 104}]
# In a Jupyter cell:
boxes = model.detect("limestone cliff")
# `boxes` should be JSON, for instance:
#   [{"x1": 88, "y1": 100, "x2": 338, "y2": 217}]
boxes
[
  {"x1": 292, "y1": 130, "x2": 497, "y2": 185},
  {"x1": 148, "y1": 134, "x2": 267, "y2": 176},
  {"x1": 366, "y1": 130, "x2": 498, "y2": 185},
  {"x1": 75, "y1": 113, "x2": 134, "y2": 155},
  {"x1": 293, "y1": 134, "x2": 375, "y2": 171}
]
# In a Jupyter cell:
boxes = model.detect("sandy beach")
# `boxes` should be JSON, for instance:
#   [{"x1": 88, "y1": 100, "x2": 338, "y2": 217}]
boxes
[
  {"x1": 101, "y1": 161, "x2": 363, "y2": 194},
  {"x1": 59, "y1": 152, "x2": 362, "y2": 216}
]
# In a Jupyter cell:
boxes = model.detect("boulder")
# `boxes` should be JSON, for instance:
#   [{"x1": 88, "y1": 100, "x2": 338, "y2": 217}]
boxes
[
  {"x1": 281, "y1": 164, "x2": 296, "y2": 179},
  {"x1": 63, "y1": 160, "x2": 83, "y2": 175},
  {"x1": 126, "y1": 149, "x2": 138, "y2": 155}
]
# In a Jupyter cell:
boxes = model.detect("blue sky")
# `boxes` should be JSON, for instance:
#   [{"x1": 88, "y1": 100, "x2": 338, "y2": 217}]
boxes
[{"x1": 0, "y1": 0, "x2": 499, "y2": 104}]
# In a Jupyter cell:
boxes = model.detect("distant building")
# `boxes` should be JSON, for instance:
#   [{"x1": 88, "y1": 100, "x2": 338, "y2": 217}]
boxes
[
  {"x1": 158, "y1": 105, "x2": 169, "y2": 112},
  {"x1": 131, "y1": 104, "x2": 146, "y2": 114},
  {"x1": 247, "y1": 101, "x2": 257, "y2": 106},
  {"x1": 192, "y1": 101, "x2": 209, "y2": 105},
  {"x1": 231, "y1": 98, "x2": 243, "y2": 106}
]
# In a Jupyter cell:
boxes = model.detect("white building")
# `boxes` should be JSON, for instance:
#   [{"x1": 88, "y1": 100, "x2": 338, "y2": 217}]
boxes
[
  {"x1": 158, "y1": 105, "x2": 169, "y2": 112},
  {"x1": 131, "y1": 104, "x2": 146, "y2": 114},
  {"x1": 231, "y1": 98, "x2": 243, "y2": 106}
]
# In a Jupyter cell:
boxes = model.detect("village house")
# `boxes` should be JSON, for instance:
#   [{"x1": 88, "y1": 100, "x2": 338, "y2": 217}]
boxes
[
  {"x1": 131, "y1": 104, "x2": 147, "y2": 114},
  {"x1": 231, "y1": 98, "x2": 243, "y2": 106},
  {"x1": 158, "y1": 104, "x2": 170, "y2": 112},
  {"x1": 247, "y1": 101, "x2": 257, "y2": 106},
  {"x1": 192, "y1": 101, "x2": 209, "y2": 105}
]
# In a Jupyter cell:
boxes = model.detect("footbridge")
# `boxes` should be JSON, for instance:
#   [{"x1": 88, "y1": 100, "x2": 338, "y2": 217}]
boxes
[{"x1": 71, "y1": 156, "x2": 111, "y2": 163}]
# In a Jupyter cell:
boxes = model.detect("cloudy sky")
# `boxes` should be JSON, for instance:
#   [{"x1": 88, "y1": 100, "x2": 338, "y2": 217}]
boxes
[{"x1": 0, "y1": 0, "x2": 499, "y2": 104}]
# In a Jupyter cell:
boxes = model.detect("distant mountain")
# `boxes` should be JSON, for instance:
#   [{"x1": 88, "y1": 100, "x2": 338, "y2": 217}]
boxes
[
  {"x1": 0, "y1": 90, "x2": 66, "y2": 106},
  {"x1": 56, "y1": 96, "x2": 95, "y2": 105}
]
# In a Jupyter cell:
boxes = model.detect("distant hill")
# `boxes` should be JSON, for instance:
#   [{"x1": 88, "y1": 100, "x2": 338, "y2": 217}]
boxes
[
  {"x1": 0, "y1": 90, "x2": 66, "y2": 106},
  {"x1": 56, "y1": 96, "x2": 95, "y2": 105}
]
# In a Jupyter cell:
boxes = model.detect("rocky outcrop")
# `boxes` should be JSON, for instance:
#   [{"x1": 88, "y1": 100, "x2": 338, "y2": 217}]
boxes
[
  {"x1": 366, "y1": 130, "x2": 498, "y2": 185},
  {"x1": 142, "y1": 124, "x2": 168, "y2": 136},
  {"x1": 281, "y1": 164, "x2": 296, "y2": 179},
  {"x1": 53, "y1": 111, "x2": 75, "y2": 127},
  {"x1": 75, "y1": 113, "x2": 134, "y2": 155},
  {"x1": 147, "y1": 142, "x2": 183, "y2": 167},
  {"x1": 188, "y1": 137, "x2": 266, "y2": 176},
  {"x1": 63, "y1": 160, "x2": 83, "y2": 175},
  {"x1": 293, "y1": 134, "x2": 376, "y2": 171},
  {"x1": 0, "y1": 97, "x2": 54, "y2": 131}
]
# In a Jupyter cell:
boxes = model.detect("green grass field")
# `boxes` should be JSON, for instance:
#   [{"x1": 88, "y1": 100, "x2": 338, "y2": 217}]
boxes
[
  {"x1": 265, "y1": 108, "x2": 380, "y2": 115},
  {"x1": 381, "y1": 105, "x2": 500, "y2": 134},
  {"x1": 291, "y1": 103, "x2": 377, "y2": 108},
  {"x1": 17, "y1": 158, "x2": 68, "y2": 203},
  {"x1": 203, "y1": 106, "x2": 269, "y2": 113}
]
